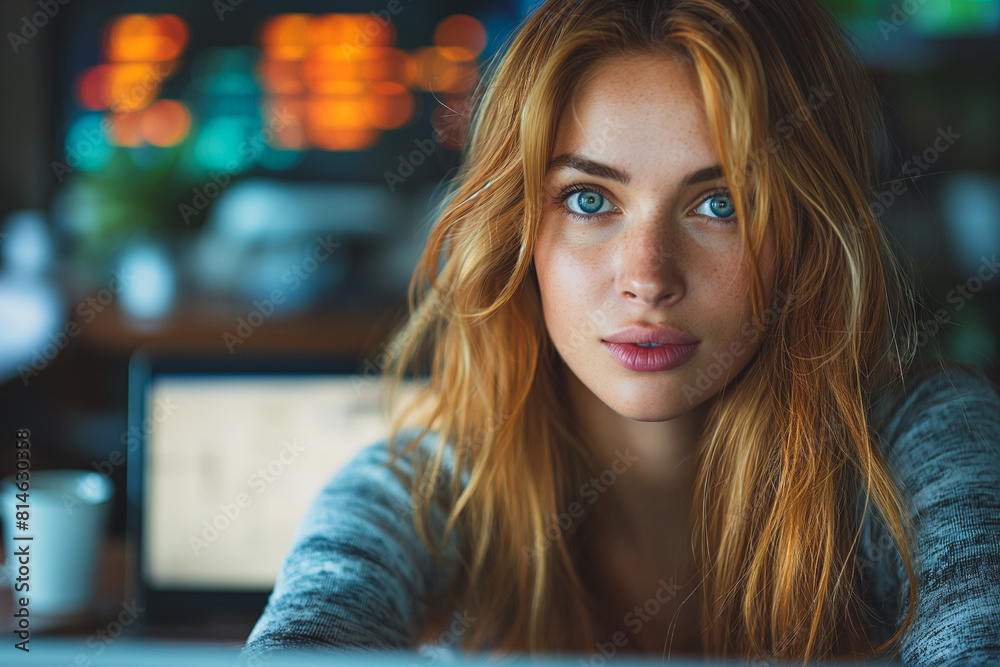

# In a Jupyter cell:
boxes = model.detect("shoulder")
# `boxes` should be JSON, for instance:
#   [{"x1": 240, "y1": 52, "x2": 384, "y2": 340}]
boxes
[
  {"x1": 866, "y1": 362, "x2": 1000, "y2": 663},
  {"x1": 873, "y1": 361, "x2": 1000, "y2": 476},
  {"x1": 874, "y1": 364, "x2": 1000, "y2": 457},
  {"x1": 299, "y1": 426, "x2": 463, "y2": 537}
]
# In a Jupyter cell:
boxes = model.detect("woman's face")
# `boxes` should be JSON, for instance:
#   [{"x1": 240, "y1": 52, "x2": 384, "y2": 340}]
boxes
[{"x1": 532, "y1": 53, "x2": 776, "y2": 421}]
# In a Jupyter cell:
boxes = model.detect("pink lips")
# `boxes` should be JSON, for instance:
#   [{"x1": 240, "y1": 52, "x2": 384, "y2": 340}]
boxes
[
  {"x1": 602, "y1": 325, "x2": 699, "y2": 372},
  {"x1": 602, "y1": 341, "x2": 699, "y2": 372}
]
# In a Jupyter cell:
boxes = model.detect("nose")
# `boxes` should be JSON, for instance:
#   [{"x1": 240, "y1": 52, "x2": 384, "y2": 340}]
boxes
[{"x1": 616, "y1": 213, "x2": 684, "y2": 307}]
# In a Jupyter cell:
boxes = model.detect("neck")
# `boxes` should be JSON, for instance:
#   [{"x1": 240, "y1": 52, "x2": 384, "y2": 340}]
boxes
[{"x1": 565, "y1": 366, "x2": 713, "y2": 552}]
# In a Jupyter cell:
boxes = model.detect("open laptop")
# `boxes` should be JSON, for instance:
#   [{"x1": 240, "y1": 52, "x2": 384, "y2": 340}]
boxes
[{"x1": 125, "y1": 347, "x2": 420, "y2": 639}]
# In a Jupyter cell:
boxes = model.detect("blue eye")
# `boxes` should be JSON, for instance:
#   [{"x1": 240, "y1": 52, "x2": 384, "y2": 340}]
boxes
[
  {"x1": 694, "y1": 191, "x2": 736, "y2": 220},
  {"x1": 565, "y1": 190, "x2": 614, "y2": 216}
]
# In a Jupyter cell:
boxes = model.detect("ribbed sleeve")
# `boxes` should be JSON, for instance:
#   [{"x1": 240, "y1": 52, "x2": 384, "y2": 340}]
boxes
[
  {"x1": 860, "y1": 368, "x2": 1000, "y2": 664},
  {"x1": 241, "y1": 427, "x2": 462, "y2": 658}
]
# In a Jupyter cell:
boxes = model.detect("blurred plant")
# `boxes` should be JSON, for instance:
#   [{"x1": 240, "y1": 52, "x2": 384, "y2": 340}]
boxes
[{"x1": 54, "y1": 131, "x2": 214, "y2": 280}]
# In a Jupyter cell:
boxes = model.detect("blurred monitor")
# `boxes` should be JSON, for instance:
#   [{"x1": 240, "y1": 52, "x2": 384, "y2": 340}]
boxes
[
  {"x1": 53, "y1": 0, "x2": 522, "y2": 188},
  {"x1": 126, "y1": 348, "x2": 420, "y2": 635}
]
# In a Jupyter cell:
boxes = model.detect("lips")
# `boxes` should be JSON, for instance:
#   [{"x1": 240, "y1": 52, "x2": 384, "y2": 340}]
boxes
[
  {"x1": 602, "y1": 325, "x2": 699, "y2": 346},
  {"x1": 602, "y1": 340, "x2": 699, "y2": 372},
  {"x1": 600, "y1": 324, "x2": 699, "y2": 372}
]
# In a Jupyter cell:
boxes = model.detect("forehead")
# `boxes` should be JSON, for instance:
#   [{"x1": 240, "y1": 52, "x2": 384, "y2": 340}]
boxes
[{"x1": 551, "y1": 54, "x2": 716, "y2": 169}]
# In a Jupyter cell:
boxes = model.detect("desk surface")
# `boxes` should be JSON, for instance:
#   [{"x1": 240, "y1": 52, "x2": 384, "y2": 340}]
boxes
[{"x1": 2, "y1": 638, "x2": 897, "y2": 666}]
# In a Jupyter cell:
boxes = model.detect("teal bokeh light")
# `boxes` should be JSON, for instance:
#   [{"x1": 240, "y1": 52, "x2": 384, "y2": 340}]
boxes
[
  {"x1": 65, "y1": 114, "x2": 114, "y2": 171},
  {"x1": 193, "y1": 115, "x2": 259, "y2": 172}
]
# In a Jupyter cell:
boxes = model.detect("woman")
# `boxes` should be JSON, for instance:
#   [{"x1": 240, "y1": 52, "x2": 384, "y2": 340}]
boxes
[{"x1": 243, "y1": 0, "x2": 1000, "y2": 663}]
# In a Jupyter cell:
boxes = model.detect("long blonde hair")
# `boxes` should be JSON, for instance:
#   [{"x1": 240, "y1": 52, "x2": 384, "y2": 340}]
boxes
[{"x1": 379, "y1": 0, "x2": 925, "y2": 661}]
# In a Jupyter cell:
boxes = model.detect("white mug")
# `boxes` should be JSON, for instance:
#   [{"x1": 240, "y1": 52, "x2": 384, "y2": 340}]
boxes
[{"x1": 0, "y1": 470, "x2": 114, "y2": 617}]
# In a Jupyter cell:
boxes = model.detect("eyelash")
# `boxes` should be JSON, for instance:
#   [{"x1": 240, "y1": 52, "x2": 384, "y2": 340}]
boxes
[{"x1": 553, "y1": 182, "x2": 738, "y2": 226}]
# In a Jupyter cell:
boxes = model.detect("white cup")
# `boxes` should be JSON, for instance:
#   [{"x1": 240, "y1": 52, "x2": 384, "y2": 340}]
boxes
[{"x1": 1, "y1": 470, "x2": 114, "y2": 617}]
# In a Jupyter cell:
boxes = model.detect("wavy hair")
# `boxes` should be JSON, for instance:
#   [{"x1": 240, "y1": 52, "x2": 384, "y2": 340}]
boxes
[{"x1": 379, "y1": 0, "x2": 927, "y2": 661}]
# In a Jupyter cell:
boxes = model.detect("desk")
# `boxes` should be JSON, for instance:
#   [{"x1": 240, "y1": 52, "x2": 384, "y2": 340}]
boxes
[
  {"x1": 2, "y1": 637, "x2": 882, "y2": 666},
  {"x1": 0, "y1": 534, "x2": 258, "y2": 643},
  {"x1": 0, "y1": 536, "x2": 131, "y2": 636}
]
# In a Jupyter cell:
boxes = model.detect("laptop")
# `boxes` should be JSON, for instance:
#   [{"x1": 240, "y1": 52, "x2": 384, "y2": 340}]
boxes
[{"x1": 125, "y1": 347, "x2": 420, "y2": 639}]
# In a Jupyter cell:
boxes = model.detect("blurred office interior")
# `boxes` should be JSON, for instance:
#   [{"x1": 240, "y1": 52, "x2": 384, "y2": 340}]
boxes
[{"x1": 0, "y1": 0, "x2": 998, "y2": 546}]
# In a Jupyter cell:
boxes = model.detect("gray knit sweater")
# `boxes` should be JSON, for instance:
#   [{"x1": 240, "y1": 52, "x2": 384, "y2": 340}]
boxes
[{"x1": 242, "y1": 366, "x2": 1000, "y2": 664}]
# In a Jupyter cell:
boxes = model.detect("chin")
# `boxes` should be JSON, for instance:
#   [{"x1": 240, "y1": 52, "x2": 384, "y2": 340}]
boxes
[{"x1": 600, "y1": 384, "x2": 701, "y2": 422}]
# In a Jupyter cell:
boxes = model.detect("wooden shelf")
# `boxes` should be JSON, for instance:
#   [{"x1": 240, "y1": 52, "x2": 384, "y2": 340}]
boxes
[{"x1": 73, "y1": 298, "x2": 411, "y2": 357}]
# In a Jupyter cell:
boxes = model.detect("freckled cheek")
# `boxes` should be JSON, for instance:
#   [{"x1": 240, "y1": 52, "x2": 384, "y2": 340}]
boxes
[
  {"x1": 704, "y1": 258, "x2": 759, "y2": 348},
  {"x1": 536, "y1": 245, "x2": 606, "y2": 343}
]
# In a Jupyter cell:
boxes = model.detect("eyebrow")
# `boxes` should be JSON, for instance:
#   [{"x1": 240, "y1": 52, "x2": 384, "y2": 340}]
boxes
[{"x1": 545, "y1": 153, "x2": 725, "y2": 189}]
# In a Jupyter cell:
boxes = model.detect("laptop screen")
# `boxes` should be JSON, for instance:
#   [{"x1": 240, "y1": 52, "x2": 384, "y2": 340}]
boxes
[
  {"x1": 134, "y1": 361, "x2": 419, "y2": 595},
  {"x1": 129, "y1": 355, "x2": 416, "y2": 628}
]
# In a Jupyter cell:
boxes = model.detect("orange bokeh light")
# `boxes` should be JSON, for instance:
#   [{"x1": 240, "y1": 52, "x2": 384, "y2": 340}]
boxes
[
  {"x1": 308, "y1": 96, "x2": 370, "y2": 130},
  {"x1": 106, "y1": 62, "x2": 163, "y2": 111},
  {"x1": 433, "y1": 15, "x2": 486, "y2": 57},
  {"x1": 257, "y1": 59, "x2": 306, "y2": 94},
  {"x1": 107, "y1": 110, "x2": 145, "y2": 147},
  {"x1": 253, "y1": 13, "x2": 475, "y2": 150},
  {"x1": 309, "y1": 14, "x2": 394, "y2": 49},
  {"x1": 412, "y1": 47, "x2": 475, "y2": 93},
  {"x1": 308, "y1": 127, "x2": 378, "y2": 151},
  {"x1": 156, "y1": 15, "x2": 189, "y2": 56},
  {"x1": 366, "y1": 82, "x2": 413, "y2": 129},
  {"x1": 77, "y1": 61, "x2": 179, "y2": 111},
  {"x1": 266, "y1": 97, "x2": 308, "y2": 149},
  {"x1": 261, "y1": 14, "x2": 311, "y2": 61},
  {"x1": 437, "y1": 46, "x2": 476, "y2": 62},
  {"x1": 76, "y1": 65, "x2": 110, "y2": 110},
  {"x1": 303, "y1": 46, "x2": 412, "y2": 93},
  {"x1": 445, "y1": 62, "x2": 478, "y2": 93},
  {"x1": 140, "y1": 99, "x2": 191, "y2": 146},
  {"x1": 105, "y1": 14, "x2": 188, "y2": 62}
]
